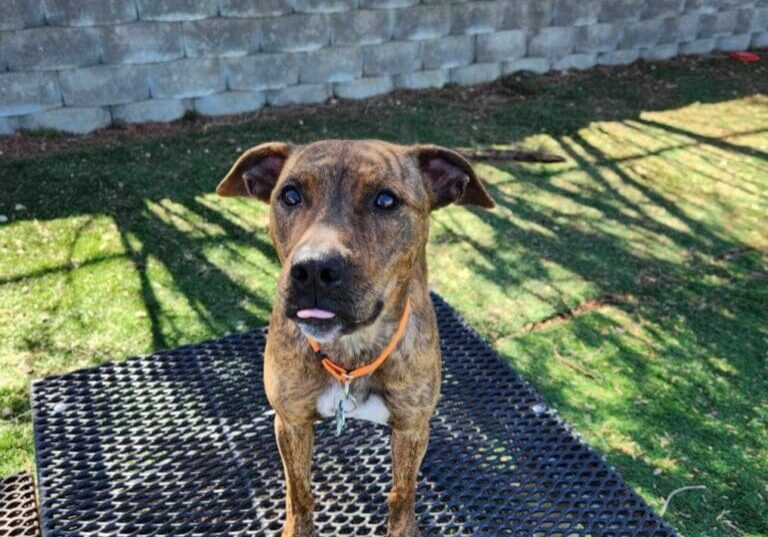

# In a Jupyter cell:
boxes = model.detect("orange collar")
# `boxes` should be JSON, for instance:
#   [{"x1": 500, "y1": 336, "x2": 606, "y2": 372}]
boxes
[{"x1": 307, "y1": 299, "x2": 412, "y2": 384}]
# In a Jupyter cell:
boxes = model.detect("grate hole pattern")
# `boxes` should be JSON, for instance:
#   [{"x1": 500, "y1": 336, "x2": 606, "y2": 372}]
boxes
[
  {"x1": 31, "y1": 293, "x2": 676, "y2": 536},
  {"x1": 0, "y1": 472, "x2": 41, "y2": 537}
]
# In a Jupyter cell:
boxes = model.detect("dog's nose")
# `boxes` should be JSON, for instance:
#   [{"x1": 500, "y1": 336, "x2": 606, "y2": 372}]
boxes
[{"x1": 290, "y1": 256, "x2": 346, "y2": 292}]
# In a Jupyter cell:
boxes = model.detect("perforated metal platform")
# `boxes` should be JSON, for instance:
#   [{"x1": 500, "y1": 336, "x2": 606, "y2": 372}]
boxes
[
  {"x1": 0, "y1": 472, "x2": 41, "y2": 537},
  {"x1": 31, "y1": 294, "x2": 676, "y2": 536}
]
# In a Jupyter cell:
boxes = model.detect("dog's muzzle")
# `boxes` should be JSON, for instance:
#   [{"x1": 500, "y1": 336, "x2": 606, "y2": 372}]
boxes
[{"x1": 286, "y1": 253, "x2": 352, "y2": 341}]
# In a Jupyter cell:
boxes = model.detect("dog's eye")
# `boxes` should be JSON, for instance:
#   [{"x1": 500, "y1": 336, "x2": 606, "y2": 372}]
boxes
[
  {"x1": 374, "y1": 190, "x2": 399, "y2": 210},
  {"x1": 280, "y1": 186, "x2": 302, "y2": 207}
]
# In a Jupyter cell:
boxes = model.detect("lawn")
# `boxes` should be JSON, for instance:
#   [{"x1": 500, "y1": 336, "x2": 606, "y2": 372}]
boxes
[{"x1": 1, "y1": 55, "x2": 767, "y2": 536}]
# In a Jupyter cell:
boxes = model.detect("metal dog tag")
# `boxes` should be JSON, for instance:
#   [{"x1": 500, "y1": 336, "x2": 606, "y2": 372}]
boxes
[
  {"x1": 335, "y1": 398, "x2": 346, "y2": 436},
  {"x1": 335, "y1": 380, "x2": 357, "y2": 436}
]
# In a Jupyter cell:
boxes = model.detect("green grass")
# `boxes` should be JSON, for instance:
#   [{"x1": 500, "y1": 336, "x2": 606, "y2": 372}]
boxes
[{"x1": 1, "y1": 56, "x2": 767, "y2": 536}]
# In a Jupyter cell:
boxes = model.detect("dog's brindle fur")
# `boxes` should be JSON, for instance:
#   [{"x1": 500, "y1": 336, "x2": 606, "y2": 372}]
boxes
[{"x1": 217, "y1": 140, "x2": 494, "y2": 537}]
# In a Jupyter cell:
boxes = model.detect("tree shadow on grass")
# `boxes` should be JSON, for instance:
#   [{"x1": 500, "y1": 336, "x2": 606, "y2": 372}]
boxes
[
  {"x1": 447, "y1": 129, "x2": 767, "y2": 533},
  {"x1": 1, "y1": 147, "x2": 280, "y2": 352},
  {"x1": 113, "y1": 209, "x2": 275, "y2": 349},
  {"x1": 1, "y1": 56, "x2": 767, "y2": 534}
]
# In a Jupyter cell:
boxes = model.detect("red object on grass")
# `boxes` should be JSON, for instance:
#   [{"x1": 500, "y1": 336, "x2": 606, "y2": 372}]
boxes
[{"x1": 729, "y1": 51, "x2": 761, "y2": 62}]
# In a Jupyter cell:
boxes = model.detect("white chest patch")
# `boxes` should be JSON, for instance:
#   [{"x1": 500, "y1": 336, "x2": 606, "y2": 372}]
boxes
[{"x1": 316, "y1": 384, "x2": 391, "y2": 426}]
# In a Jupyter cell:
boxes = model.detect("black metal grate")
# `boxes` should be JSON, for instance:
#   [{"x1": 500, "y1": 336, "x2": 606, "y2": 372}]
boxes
[
  {"x1": 0, "y1": 472, "x2": 41, "y2": 537},
  {"x1": 31, "y1": 294, "x2": 676, "y2": 536}
]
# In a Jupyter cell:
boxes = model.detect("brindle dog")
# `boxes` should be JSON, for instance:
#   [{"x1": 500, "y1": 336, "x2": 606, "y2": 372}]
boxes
[{"x1": 217, "y1": 140, "x2": 494, "y2": 537}]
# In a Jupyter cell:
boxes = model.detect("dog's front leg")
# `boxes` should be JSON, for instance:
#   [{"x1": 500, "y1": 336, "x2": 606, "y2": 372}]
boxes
[
  {"x1": 388, "y1": 421, "x2": 430, "y2": 537},
  {"x1": 275, "y1": 414, "x2": 317, "y2": 537}
]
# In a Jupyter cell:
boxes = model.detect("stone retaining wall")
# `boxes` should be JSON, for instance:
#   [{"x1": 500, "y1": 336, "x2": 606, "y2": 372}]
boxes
[{"x1": 1, "y1": 0, "x2": 765, "y2": 134}]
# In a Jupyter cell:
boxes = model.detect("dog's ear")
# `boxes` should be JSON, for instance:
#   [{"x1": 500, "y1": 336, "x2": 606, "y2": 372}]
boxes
[
  {"x1": 411, "y1": 145, "x2": 495, "y2": 210},
  {"x1": 216, "y1": 142, "x2": 292, "y2": 202}
]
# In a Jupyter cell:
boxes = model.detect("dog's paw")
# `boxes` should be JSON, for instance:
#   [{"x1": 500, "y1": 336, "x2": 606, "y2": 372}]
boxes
[
  {"x1": 387, "y1": 529, "x2": 421, "y2": 537},
  {"x1": 280, "y1": 528, "x2": 317, "y2": 537},
  {"x1": 280, "y1": 517, "x2": 317, "y2": 537},
  {"x1": 281, "y1": 531, "x2": 317, "y2": 537},
  {"x1": 387, "y1": 521, "x2": 421, "y2": 537}
]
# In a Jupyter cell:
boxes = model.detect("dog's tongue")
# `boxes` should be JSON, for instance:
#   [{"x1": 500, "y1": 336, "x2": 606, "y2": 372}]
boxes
[{"x1": 297, "y1": 309, "x2": 336, "y2": 320}]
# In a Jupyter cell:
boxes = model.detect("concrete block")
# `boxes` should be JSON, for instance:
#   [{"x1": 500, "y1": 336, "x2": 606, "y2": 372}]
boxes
[
  {"x1": 194, "y1": 91, "x2": 266, "y2": 115},
  {"x1": 450, "y1": 63, "x2": 501, "y2": 86},
  {"x1": 718, "y1": 0, "x2": 752, "y2": 11},
  {"x1": 735, "y1": 8, "x2": 759, "y2": 33},
  {"x1": 21, "y1": 107, "x2": 110, "y2": 134},
  {"x1": 102, "y1": 22, "x2": 184, "y2": 64},
  {"x1": 330, "y1": 9, "x2": 392, "y2": 45},
  {"x1": 219, "y1": 0, "x2": 291, "y2": 17},
  {"x1": 393, "y1": 69, "x2": 448, "y2": 90},
  {"x1": 0, "y1": 27, "x2": 101, "y2": 71},
  {"x1": 753, "y1": 8, "x2": 768, "y2": 34},
  {"x1": 358, "y1": 0, "x2": 419, "y2": 8},
  {"x1": 423, "y1": 35, "x2": 475, "y2": 70},
  {"x1": 299, "y1": 47, "x2": 363, "y2": 83},
  {"x1": 44, "y1": 0, "x2": 137, "y2": 26},
  {"x1": 451, "y1": 2, "x2": 505, "y2": 35},
  {"x1": 363, "y1": 41, "x2": 422, "y2": 76},
  {"x1": 552, "y1": 0, "x2": 601, "y2": 26},
  {"x1": 715, "y1": 0, "x2": 753, "y2": 9},
  {"x1": 148, "y1": 58, "x2": 224, "y2": 99},
  {"x1": 503, "y1": 57, "x2": 552, "y2": 74},
  {"x1": 597, "y1": 48, "x2": 640, "y2": 65},
  {"x1": 640, "y1": 43, "x2": 679, "y2": 60},
  {"x1": 183, "y1": 18, "x2": 260, "y2": 58},
  {"x1": 137, "y1": 0, "x2": 218, "y2": 21},
  {"x1": 477, "y1": 30, "x2": 527, "y2": 63},
  {"x1": 266, "y1": 84, "x2": 329, "y2": 106},
  {"x1": 0, "y1": 0, "x2": 45, "y2": 30},
  {"x1": 227, "y1": 53, "x2": 299, "y2": 91},
  {"x1": 60, "y1": 64, "x2": 150, "y2": 107},
  {"x1": 684, "y1": 0, "x2": 720, "y2": 14},
  {"x1": 0, "y1": 116, "x2": 20, "y2": 135},
  {"x1": 291, "y1": 0, "x2": 356, "y2": 13},
  {"x1": 553, "y1": 53, "x2": 597, "y2": 71},
  {"x1": 698, "y1": 11, "x2": 738, "y2": 37},
  {"x1": 621, "y1": 19, "x2": 664, "y2": 49},
  {"x1": 503, "y1": 0, "x2": 554, "y2": 31},
  {"x1": 261, "y1": 14, "x2": 330, "y2": 52},
  {"x1": 599, "y1": 0, "x2": 644, "y2": 22},
  {"x1": 0, "y1": 71, "x2": 61, "y2": 116},
  {"x1": 660, "y1": 13, "x2": 699, "y2": 43},
  {"x1": 529, "y1": 26, "x2": 576, "y2": 58},
  {"x1": 394, "y1": 5, "x2": 451, "y2": 40},
  {"x1": 679, "y1": 38, "x2": 717, "y2": 54},
  {"x1": 751, "y1": 31, "x2": 768, "y2": 48},
  {"x1": 334, "y1": 76, "x2": 393, "y2": 99},
  {"x1": 756, "y1": 8, "x2": 768, "y2": 28},
  {"x1": 112, "y1": 99, "x2": 186, "y2": 123},
  {"x1": 575, "y1": 23, "x2": 622, "y2": 53},
  {"x1": 642, "y1": 0, "x2": 685, "y2": 19},
  {"x1": 716, "y1": 34, "x2": 752, "y2": 51}
]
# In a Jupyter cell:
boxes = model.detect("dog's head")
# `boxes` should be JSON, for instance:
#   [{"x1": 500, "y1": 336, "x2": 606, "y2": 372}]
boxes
[{"x1": 217, "y1": 140, "x2": 494, "y2": 342}]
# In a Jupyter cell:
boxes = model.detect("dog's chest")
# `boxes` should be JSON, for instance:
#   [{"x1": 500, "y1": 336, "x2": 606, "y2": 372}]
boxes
[{"x1": 316, "y1": 383, "x2": 390, "y2": 425}]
